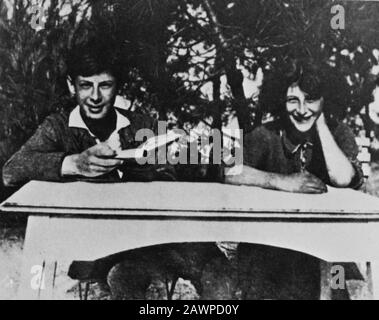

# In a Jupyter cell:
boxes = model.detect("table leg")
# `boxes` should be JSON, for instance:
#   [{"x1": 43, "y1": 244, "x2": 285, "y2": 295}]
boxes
[
  {"x1": 320, "y1": 261, "x2": 333, "y2": 300},
  {"x1": 16, "y1": 215, "x2": 379, "y2": 300},
  {"x1": 369, "y1": 261, "x2": 379, "y2": 300},
  {"x1": 17, "y1": 216, "x2": 53, "y2": 299}
]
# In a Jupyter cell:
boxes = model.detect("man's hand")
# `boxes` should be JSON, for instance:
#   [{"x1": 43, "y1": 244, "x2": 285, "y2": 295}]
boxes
[
  {"x1": 276, "y1": 171, "x2": 328, "y2": 194},
  {"x1": 62, "y1": 143, "x2": 124, "y2": 178}
]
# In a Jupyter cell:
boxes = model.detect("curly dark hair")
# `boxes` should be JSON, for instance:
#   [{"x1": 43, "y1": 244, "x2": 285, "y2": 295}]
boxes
[
  {"x1": 359, "y1": 76, "x2": 379, "y2": 109},
  {"x1": 67, "y1": 38, "x2": 122, "y2": 85},
  {"x1": 259, "y1": 59, "x2": 350, "y2": 121}
]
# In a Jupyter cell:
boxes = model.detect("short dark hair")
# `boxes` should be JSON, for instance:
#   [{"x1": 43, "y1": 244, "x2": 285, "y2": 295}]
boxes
[
  {"x1": 259, "y1": 59, "x2": 350, "y2": 120},
  {"x1": 285, "y1": 63, "x2": 323, "y2": 100},
  {"x1": 67, "y1": 39, "x2": 121, "y2": 83}
]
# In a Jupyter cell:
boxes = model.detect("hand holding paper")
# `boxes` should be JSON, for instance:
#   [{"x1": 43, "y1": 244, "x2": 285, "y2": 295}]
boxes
[{"x1": 115, "y1": 130, "x2": 185, "y2": 160}]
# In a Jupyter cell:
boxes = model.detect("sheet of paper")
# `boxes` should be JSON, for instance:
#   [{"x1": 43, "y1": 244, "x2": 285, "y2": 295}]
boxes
[{"x1": 116, "y1": 131, "x2": 183, "y2": 160}]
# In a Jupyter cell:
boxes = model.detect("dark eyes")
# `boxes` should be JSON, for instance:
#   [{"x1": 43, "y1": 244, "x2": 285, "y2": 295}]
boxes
[
  {"x1": 100, "y1": 83, "x2": 114, "y2": 89},
  {"x1": 286, "y1": 97, "x2": 299, "y2": 103},
  {"x1": 286, "y1": 97, "x2": 317, "y2": 104},
  {"x1": 79, "y1": 83, "x2": 91, "y2": 90},
  {"x1": 78, "y1": 83, "x2": 114, "y2": 89}
]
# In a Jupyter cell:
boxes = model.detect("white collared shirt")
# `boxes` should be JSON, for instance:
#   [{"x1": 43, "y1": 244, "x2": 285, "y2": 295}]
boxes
[
  {"x1": 68, "y1": 105, "x2": 130, "y2": 143},
  {"x1": 68, "y1": 106, "x2": 131, "y2": 178}
]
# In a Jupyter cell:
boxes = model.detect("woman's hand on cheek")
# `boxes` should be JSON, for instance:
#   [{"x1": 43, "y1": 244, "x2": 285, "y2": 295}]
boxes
[{"x1": 316, "y1": 112, "x2": 327, "y2": 129}]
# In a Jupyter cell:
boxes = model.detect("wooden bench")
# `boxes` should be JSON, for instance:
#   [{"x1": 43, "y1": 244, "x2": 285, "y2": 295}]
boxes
[{"x1": 2, "y1": 181, "x2": 379, "y2": 300}]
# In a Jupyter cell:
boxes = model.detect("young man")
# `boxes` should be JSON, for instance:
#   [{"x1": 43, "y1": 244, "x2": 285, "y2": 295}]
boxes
[
  {"x1": 2, "y1": 40, "x2": 226, "y2": 300},
  {"x1": 227, "y1": 61, "x2": 363, "y2": 192},
  {"x1": 2, "y1": 40, "x2": 174, "y2": 187}
]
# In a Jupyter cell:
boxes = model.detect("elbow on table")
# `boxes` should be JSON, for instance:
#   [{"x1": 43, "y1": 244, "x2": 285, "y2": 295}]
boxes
[{"x1": 329, "y1": 174, "x2": 355, "y2": 189}]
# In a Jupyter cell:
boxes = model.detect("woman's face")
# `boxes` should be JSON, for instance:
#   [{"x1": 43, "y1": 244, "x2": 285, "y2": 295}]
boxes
[{"x1": 286, "y1": 84, "x2": 323, "y2": 132}]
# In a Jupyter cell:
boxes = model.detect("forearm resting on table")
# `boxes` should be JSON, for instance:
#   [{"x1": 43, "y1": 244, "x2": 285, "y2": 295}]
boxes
[
  {"x1": 225, "y1": 165, "x2": 283, "y2": 190},
  {"x1": 2, "y1": 151, "x2": 67, "y2": 187},
  {"x1": 317, "y1": 123, "x2": 355, "y2": 187}
]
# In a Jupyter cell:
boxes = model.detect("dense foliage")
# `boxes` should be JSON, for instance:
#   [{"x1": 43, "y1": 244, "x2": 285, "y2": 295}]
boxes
[{"x1": 1, "y1": 0, "x2": 379, "y2": 196}]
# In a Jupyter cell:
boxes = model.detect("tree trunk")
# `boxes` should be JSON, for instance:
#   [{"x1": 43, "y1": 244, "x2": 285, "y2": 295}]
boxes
[{"x1": 202, "y1": 0, "x2": 252, "y2": 132}]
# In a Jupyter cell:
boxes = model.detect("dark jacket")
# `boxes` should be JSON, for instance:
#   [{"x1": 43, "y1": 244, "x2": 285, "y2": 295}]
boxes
[
  {"x1": 243, "y1": 119, "x2": 364, "y2": 189},
  {"x1": 2, "y1": 107, "x2": 175, "y2": 187}
]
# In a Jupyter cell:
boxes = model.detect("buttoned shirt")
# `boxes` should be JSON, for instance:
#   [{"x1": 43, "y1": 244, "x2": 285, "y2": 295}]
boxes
[{"x1": 243, "y1": 119, "x2": 364, "y2": 189}]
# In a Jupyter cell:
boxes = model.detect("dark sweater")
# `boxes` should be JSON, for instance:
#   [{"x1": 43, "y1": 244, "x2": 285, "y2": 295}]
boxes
[
  {"x1": 2, "y1": 107, "x2": 172, "y2": 187},
  {"x1": 243, "y1": 119, "x2": 364, "y2": 189}
]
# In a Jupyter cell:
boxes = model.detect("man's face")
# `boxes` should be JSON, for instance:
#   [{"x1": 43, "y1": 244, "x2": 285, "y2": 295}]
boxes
[
  {"x1": 74, "y1": 72, "x2": 117, "y2": 120},
  {"x1": 286, "y1": 84, "x2": 323, "y2": 133}
]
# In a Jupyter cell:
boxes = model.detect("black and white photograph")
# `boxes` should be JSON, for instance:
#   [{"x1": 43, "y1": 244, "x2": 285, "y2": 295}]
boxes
[{"x1": 1, "y1": 0, "x2": 379, "y2": 303}]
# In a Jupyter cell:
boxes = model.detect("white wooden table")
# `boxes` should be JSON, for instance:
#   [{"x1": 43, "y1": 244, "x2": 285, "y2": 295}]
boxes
[{"x1": 2, "y1": 181, "x2": 379, "y2": 300}]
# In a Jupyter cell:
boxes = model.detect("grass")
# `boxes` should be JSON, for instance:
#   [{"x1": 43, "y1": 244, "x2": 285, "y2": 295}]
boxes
[{"x1": 0, "y1": 225, "x2": 25, "y2": 300}]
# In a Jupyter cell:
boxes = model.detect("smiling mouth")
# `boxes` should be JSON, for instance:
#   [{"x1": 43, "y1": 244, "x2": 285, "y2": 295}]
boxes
[
  {"x1": 87, "y1": 105, "x2": 105, "y2": 113},
  {"x1": 291, "y1": 114, "x2": 314, "y2": 123}
]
